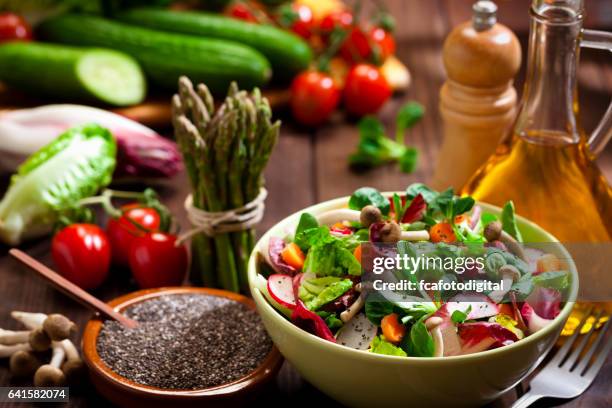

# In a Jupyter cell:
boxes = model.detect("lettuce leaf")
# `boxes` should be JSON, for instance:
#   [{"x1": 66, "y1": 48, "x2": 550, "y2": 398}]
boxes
[
  {"x1": 404, "y1": 316, "x2": 434, "y2": 357},
  {"x1": 501, "y1": 201, "x2": 523, "y2": 242},
  {"x1": 533, "y1": 271, "x2": 569, "y2": 290},
  {"x1": 0, "y1": 124, "x2": 116, "y2": 244},
  {"x1": 370, "y1": 335, "x2": 407, "y2": 357},
  {"x1": 299, "y1": 277, "x2": 353, "y2": 311},
  {"x1": 302, "y1": 227, "x2": 361, "y2": 277}
]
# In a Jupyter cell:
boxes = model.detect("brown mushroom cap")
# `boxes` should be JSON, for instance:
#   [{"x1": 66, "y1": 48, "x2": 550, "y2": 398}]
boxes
[
  {"x1": 9, "y1": 350, "x2": 40, "y2": 378},
  {"x1": 360, "y1": 205, "x2": 382, "y2": 228},
  {"x1": 34, "y1": 364, "x2": 66, "y2": 387},
  {"x1": 484, "y1": 221, "x2": 503, "y2": 242},
  {"x1": 43, "y1": 314, "x2": 76, "y2": 341},
  {"x1": 28, "y1": 328, "x2": 51, "y2": 352},
  {"x1": 61, "y1": 359, "x2": 86, "y2": 385},
  {"x1": 380, "y1": 222, "x2": 402, "y2": 243}
]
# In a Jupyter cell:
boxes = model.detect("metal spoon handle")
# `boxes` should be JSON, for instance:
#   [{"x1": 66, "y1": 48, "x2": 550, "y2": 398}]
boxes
[{"x1": 9, "y1": 249, "x2": 138, "y2": 329}]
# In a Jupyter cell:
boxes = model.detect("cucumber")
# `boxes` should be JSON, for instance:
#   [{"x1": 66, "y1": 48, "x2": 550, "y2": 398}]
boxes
[
  {"x1": 116, "y1": 8, "x2": 312, "y2": 79},
  {"x1": 38, "y1": 14, "x2": 272, "y2": 92},
  {"x1": 0, "y1": 42, "x2": 145, "y2": 106}
]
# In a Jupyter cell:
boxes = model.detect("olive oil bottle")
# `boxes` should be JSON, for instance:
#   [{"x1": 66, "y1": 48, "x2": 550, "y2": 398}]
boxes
[{"x1": 463, "y1": 0, "x2": 612, "y2": 243}]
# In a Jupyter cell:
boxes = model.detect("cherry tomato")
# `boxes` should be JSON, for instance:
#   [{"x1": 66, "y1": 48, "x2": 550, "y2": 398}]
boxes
[
  {"x1": 340, "y1": 26, "x2": 395, "y2": 64},
  {"x1": 226, "y1": 3, "x2": 258, "y2": 23},
  {"x1": 370, "y1": 27, "x2": 396, "y2": 61},
  {"x1": 129, "y1": 232, "x2": 188, "y2": 289},
  {"x1": 0, "y1": 13, "x2": 32, "y2": 43},
  {"x1": 290, "y1": 71, "x2": 341, "y2": 126},
  {"x1": 52, "y1": 224, "x2": 110, "y2": 290},
  {"x1": 107, "y1": 203, "x2": 161, "y2": 267},
  {"x1": 319, "y1": 10, "x2": 353, "y2": 38},
  {"x1": 284, "y1": 4, "x2": 315, "y2": 39},
  {"x1": 343, "y1": 64, "x2": 391, "y2": 116}
]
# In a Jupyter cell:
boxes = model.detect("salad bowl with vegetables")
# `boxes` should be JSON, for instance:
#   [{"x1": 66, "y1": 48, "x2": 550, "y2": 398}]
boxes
[{"x1": 248, "y1": 184, "x2": 577, "y2": 407}]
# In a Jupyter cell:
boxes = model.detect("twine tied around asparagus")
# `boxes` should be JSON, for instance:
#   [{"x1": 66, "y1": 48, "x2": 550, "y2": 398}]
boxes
[{"x1": 178, "y1": 188, "x2": 268, "y2": 243}]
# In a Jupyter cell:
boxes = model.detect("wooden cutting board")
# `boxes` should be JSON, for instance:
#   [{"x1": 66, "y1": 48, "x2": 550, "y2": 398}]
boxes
[{"x1": 0, "y1": 82, "x2": 291, "y2": 128}]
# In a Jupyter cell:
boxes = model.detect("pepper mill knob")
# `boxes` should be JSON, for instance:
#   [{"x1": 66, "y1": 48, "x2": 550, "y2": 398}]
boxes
[{"x1": 443, "y1": 1, "x2": 521, "y2": 87}]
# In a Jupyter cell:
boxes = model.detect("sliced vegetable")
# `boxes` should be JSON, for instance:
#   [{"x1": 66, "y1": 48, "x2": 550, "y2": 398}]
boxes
[
  {"x1": 430, "y1": 222, "x2": 456, "y2": 243},
  {"x1": 336, "y1": 313, "x2": 377, "y2": 350},
  {"x1": 370, "y1": 335, "x2": 407, "y2": 357},
  {"x1": 281, "y1": 242, "x2": 306, "y2": 270},
  {"x1": 0, "y1": 42, "x2": 145, "y2": 106},
  {"x1": 267, "y1": 274, "x2": 297, "y2": 309},
  {"x1": 39, "y1": 14, "x2": 271, "y2": 92},
  {"x1": 381, "y1": 313, "x2": 406, "y2": 343},
  {"x1": 0, "y1": 124, "x2": 116, "y2": 245}
]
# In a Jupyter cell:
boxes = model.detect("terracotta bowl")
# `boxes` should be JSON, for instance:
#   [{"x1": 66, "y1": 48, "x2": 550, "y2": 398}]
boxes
[{"x1": 82, "y1": 287, "x2": 283, "y2": 408}]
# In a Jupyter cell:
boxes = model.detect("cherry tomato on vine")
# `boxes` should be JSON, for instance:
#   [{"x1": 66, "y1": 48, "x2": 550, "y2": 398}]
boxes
[
  {"x1": 129, "y1": 232, "x2": 188, "y2": 289},
  {"x1": 107, "y1": 203, "x2": 161, "y2": 267},
  {"x1": 290, "y1": 71, "x2": 341, "y2": 126},
  {"x1": 52, "y1": 224, "x2": 110, "y2": 290},
  {"x1": 226, "y1": 3, "x2": 258, "y2": 23},
  {"x1": 279, "y1": 3, "x2": 315, "y2": 39},
  {"x1": 370, "y1": 27, "x2": 396, "y2": 61},
  {"x1": 340, "y1": 26, "x2": 396, "y2": 64},
  {"x1": 343, "y1": 64, "x2": 392, "y2": 116},
  {"x1": 0, "y1": 13, "x2": 32, "y2": 43},
  {"x1": 319, "y1": 10, "x2": 353, "y2": 38}
]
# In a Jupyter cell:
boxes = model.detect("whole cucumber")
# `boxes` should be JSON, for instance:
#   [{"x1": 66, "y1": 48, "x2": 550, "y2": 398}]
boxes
[
  {"x1": 38, "y1": 14, "x2": 272, "y2": 92},
  {"x1": 0, "y1": 42, "x2": 145, "y2": 106},
  {"x1": 116, "y1": 8, "x2": 312, "y2": 80}
]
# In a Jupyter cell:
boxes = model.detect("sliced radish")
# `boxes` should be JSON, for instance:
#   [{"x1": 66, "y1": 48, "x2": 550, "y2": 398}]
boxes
[
  {"x1": 446, "y1": 293, "x2": 500, "y2": 320},
  {"x1": 524, "y1": 247, "x2": 545, "y2": 274},
  {"x1": 268, "y1": 274, "x2": 297, "y2": 309},
  {"x1": 335, "y1": 313, "x2": 377, "y2": 350}
]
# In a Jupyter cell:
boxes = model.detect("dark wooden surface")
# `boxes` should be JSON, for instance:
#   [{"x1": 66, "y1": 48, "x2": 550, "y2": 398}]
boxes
[{"x1": 1, "y1": 0, "x2": 611, "y2": 407}]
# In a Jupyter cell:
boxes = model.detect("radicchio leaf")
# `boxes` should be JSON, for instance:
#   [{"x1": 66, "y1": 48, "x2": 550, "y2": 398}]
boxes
[
  {"x1": 526, "y1": 287, "x2": 561, "y2": 320},
  {"x1": 291, "y1": 300, "x2": 336, "y2": 342},
  {"x1": 401, "y1": 193, "x2": 426, "y2": 223},
  {"x1": 268, "y1": 236, "x2": 297, "y2": 275}
]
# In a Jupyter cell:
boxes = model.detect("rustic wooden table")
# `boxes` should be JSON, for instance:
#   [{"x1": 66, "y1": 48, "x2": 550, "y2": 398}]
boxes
[{"x1": 1, "y1": 1, "x2": 610, "y2": 407}]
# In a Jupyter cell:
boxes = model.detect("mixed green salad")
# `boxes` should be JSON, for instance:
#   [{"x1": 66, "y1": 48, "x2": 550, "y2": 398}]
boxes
[{"x1": 257, "y1": 184, "x2": 571, "y2": 357}]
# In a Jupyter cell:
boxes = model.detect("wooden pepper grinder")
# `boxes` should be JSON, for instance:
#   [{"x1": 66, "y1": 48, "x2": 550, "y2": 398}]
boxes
[{"x1": 432, "y1": 1, "x2": 521, "y2": 191}]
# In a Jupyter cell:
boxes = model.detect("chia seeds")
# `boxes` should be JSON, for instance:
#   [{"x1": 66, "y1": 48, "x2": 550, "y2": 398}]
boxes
[{"x1": 97, "y1": 294, "x2": 272, "y2": 390}]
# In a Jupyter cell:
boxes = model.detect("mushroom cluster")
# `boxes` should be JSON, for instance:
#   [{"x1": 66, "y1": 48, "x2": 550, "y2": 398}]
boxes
[{"x1": 0, "y1": 311, "x2": 84, "y2": 386}]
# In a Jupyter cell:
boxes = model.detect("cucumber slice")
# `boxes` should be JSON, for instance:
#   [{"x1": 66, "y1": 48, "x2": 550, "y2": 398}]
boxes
[
  {"x1": 77, "y1": 49, "x2": 146, "y2": 106},
  {"x1": 0, "y1": 42, "x2": 145, "y2": 106}
]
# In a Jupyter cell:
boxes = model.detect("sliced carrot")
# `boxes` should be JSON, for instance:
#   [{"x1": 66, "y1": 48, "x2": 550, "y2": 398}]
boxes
[
  {"x1": 498, "y1": 303, "x2": 514, "y2": 318},
  {"x1": 536, "y1": 254, "x2": 561, "y2": 273},
  {"x1": 381, "y1": 313, "x2": 406, "y2": 343},
  {"x1": 454, "y1": 214, "x2": 468, "y2": 224},
  {"x1": 353, "y1": 244, "x2": 362, "y2": 264},
  {"x1": 430, "y1": 222, "x2": 456, "y2": 243},
  {"x1": 281, "y1": 242, "x2": 305, "y2": 270}
]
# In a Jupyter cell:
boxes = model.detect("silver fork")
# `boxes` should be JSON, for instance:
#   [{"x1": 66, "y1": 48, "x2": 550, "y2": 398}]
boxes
[{"x1": 512, "y1": 307, "x2": 611, "y2": 408}]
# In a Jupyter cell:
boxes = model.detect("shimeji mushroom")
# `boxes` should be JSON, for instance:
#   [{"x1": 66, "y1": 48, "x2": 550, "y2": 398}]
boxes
[
  {"x1": 0, "y1": 343, "x2": 31, "y2": 358},
  {"x1": 60, "y1": 339, "x2": 85, "y2": 385},
  {"x1": 0, "y1": 328, "x2": 30, "y2": 345},
  {"x1": 43, "y1": 314, "x2": 77, "y2": 341},
  {"x1": 11, "y1": 311, "x2": 47, "y2": 330},
  {"x1": 340, "y1": 291, "x2": 366, "y2": 323},
  {"x1": 28, "y1": 328, "x2": 51, "y2": 352},
  {"x1": 484, "y1": 221, "x2": 526, "y2": 261},
  {"x1": 360, "y1": 206, "x2": 382, "y2": 228},
  {"x1": 425, "y1": 316, "x2": 444, "y2": 357},
  {"x1": 34, "y1": 342, "x2": 66, "y2": 387},
  {"x1": 379, "y1": 222, "x2": 430, "y2": 243},
  {"x1": 316, "y1": 209, "x2": 361, "y2": 225},
  {"x1": 488, "y1": 265, "x2": 521, "y2": 303},
  {"x1": 10, "y1": 350, "x2": 41, "y2": 378}
]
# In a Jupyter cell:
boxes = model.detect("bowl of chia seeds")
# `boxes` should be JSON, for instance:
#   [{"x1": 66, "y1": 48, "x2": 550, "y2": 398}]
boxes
[{"x1": 82, "y1": 287, "x2": 282, "y2": 407}]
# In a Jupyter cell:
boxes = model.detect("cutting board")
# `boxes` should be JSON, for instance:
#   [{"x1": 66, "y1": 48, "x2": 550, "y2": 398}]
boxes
[{"x1": 0, "y1": 82, "x2": 291, "y2": 128}]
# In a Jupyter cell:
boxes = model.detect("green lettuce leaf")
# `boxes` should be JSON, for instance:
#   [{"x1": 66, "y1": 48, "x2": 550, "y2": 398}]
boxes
[
  {"x1": 370, "y1": 335, "x2": 407, "y2": 357},
  {"x1": 0, "y1": 124, "x2": 116, "y2": 245},
  {"x1": 303, "y1": 229, "x2": 362, "y2": 277},
  {"x1": 405, "y1": 316, "x2": 434, "y2": 357},
  {"x1": 533, "y1": 271, "x2": 569, "y2": 290},
  {"x1": 299, "y1": 277, "x2": 353, "y2": 311},
  {"x1": 501, "y1": 201, "x2": 523, "y2": 242}
]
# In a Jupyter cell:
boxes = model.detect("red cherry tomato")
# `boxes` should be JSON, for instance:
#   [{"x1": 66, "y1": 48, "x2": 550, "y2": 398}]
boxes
[
  {"x1": 343, "y1": 64, "x2": 392, "y2": 116},
  {"x1": 290, "y1": 71, "x2": 341, "y2": 126},
  {"x1": 340, "y1": 26, "x2": 396, "y2": 64},
  {"x1": 370, "y1": 27, "x2": 396, "y2": 61},
  {"x1": 319, "y1": 10, "x2": 353, "y2": 38},
  {"x1": 287, "y1": 4, "x2": 315, "y2": 39},
  {"x1": 129, "y1": 232, "x2": 188, "y2": 289},
  {"x1": 107, "y1": 203, "x2": 161, "y2": 267},
  {"x1": 0, "y1": 13, "x2": 32, "y2": 43},
  {"x1": 226, "y1": 3, "x2": 258, "y2": 23},
  {"x1": 52, "y1": 224, "x2": 110, "y2": 290}
]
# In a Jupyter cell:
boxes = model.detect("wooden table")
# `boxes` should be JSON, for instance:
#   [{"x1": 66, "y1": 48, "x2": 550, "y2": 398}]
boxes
[{"x1": 1, "y1": 1, "x2": 610, "y2": 406}]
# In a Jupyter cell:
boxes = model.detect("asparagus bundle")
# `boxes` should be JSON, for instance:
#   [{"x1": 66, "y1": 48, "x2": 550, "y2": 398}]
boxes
[{"x1": 172, "y1": 76, "x2": 280, "y2": 292}]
